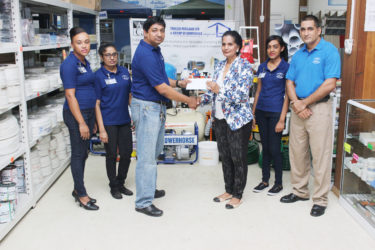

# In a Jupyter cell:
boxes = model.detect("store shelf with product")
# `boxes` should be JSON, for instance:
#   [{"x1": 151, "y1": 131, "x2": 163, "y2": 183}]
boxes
[
  {"x1": 32, "y1": 156, "x2": 70, "y2": 203},
  {"x1": 340, "y1": 100, "x2": 375, "y2": 239},
  {"x1": 0, "y1": 44, "x2": 18, "y2": 54},
  {"x1": 22, "y1": 43, "x2": 70, "y2": 52},
  {"x1": 0, "y1": 0, "x2": 99, "y2": 241},
  {"x1": 0, "y1": 193, "x2": 32, "y2": 240}
]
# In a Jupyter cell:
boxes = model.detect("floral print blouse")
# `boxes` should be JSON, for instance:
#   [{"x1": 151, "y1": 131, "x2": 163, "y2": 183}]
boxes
[{"x1": 201, "y1": 56, "x2": 253, "y2": 131}]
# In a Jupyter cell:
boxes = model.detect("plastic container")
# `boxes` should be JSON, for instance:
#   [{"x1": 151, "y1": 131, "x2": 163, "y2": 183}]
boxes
[{"x1": 198, "y1": 141, "x2": 219, "y2": 166}]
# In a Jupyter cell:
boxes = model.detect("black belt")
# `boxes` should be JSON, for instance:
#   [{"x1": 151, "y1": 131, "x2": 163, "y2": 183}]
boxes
[
  {"x1": 150, "y1": 100, "x2": 168, "y2": 106},
  {"x1": 298, "y1": 95, "x2": 330, "y2": 104}
]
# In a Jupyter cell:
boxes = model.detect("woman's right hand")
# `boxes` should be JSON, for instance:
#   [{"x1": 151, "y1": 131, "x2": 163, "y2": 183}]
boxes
[
  {"x1": 99, "y1": 130, "x2": 108, "y2": 143},
  {"x1": 79, "y1": 123, "x2": 90, "y2": 140},
  {"x1": 252, "y1": 118, "x2": 257, "y2": 130}
]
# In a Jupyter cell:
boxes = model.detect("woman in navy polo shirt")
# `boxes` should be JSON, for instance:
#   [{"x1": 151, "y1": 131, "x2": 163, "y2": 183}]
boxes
[
  {"x1": 61, "y1": 27, "x2": 99, "y2": 210},
  {"x1": 94, "y1": 43, "x2": 133, "y2": 200},
  {"x1": 252, "y1": 35, "x2": 289, "y2": 195}
]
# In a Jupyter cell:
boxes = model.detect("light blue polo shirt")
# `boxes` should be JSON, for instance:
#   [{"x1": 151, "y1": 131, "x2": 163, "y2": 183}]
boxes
[{"x1": 286, "y1": 38, "x2": 341, "y2": 98}]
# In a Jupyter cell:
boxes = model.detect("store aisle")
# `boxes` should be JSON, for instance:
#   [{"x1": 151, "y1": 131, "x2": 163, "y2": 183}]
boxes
[{"x1": 1, "y1": 155, "x2": 375, "y2": 250}]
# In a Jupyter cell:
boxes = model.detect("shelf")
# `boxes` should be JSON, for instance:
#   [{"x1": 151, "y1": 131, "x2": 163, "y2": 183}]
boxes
[
  {"x1": 32, "y1": 157, "x2": 70, "y2": 203},
  {"x1": 0, "y1": 102, "x2": 21, "y2": 115},
  {"x1": 22, "y1": 43, "x2": 70, "y2": 52},
  {"x1": 340, "y1": 196, "x2": 375, "y2": 239},
  {"x1": 346, "y1": 138, "x2": 375, "y2": 159},
  {"x1": 26, "y1": 85, "x2": 62, "y2": 102},
  {"x1": 0, "y1": 193, "x2": 32, "y2": 240},
  {"x1": 0, "y1": 146, "x2": 25, "y2": 172},
  {"x1": 0, "y1": 43, "x2": 18, "y2": 54},
  {"x1": 325, "y1": 17, "x2": 346, "y2": 20}
]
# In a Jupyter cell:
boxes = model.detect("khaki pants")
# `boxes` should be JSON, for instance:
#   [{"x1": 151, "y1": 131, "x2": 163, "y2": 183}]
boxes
[{"x1": 289, "y1": 100, "x2": 333, "y2": 206}]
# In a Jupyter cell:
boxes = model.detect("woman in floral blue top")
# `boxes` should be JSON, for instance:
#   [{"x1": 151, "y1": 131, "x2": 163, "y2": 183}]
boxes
[{"x1": 201, "y1": 30, "x2": 253, "y2": 209}]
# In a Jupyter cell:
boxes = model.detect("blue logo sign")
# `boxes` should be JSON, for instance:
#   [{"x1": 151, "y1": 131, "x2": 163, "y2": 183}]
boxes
[{"x1": 207, "y1": 22, "x2": 231, "y2": 37}]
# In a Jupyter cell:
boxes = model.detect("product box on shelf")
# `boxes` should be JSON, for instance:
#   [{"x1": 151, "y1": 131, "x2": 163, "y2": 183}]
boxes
[{"x1": 70, "y1": 0, "x2": 101, "y2": 11}]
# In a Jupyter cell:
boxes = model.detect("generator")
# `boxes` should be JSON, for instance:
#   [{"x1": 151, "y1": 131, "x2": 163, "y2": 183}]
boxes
[{"x1": 157, "y1": 123, "x2": 199, "y2": 165}]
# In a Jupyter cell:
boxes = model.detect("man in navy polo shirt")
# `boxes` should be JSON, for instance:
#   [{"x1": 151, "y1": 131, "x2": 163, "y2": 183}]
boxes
[
  {"x1": 131, "y1": 16, "x2": 198, "y2": 217},
  {"x1": 280, "y1": 15, "x2": 341, "y2": 217}
]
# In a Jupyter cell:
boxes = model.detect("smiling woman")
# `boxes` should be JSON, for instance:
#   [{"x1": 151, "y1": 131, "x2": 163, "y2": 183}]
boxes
[
  {"x1": 94, "y1": 43, "x2": 133, "y2": 200},
  {"x1": 61, "y1": 27, "x2": 99, "y2": 211}
]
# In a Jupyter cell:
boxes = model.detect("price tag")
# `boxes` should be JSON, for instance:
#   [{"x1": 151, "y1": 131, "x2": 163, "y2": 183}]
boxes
[
  {"x1": 37, "y1": 92, "x2": 40, "y2": 97},
  {"x1": 368, "y1": 143, "x2": 374, "y2": 151},
  {"x1": 57, "y1": 43, "x2": 60, "y2": 48},
  {"x1": 10, "y1": 157, "x2": 14, "y2": 163},
  {"x1": 344, "y1": 142, "x2": 351, "y2": 153},
  {"x1": 352, "y1": 153, "x2": 359, "y2": 161}
]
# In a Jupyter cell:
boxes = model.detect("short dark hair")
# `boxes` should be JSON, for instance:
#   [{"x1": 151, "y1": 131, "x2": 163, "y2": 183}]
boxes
[
  {"x1": 143, "y1": 16, "x2": 166, "y2": 32},
  {"x1": 265, "y1": 35, "x2": 288, "y2": 61},
  {"x1": 69, "y1": 27, "x2": 86, "y2": 42},
  {"x1": 301, "y1": 15, "x2": 321, "y2": 28},
  {"x1": 222, "y1": 30, "x2": 242, "y2": 56},
  {"x1": 98, "y1": 42, "x2": 116, "y2": 56}
]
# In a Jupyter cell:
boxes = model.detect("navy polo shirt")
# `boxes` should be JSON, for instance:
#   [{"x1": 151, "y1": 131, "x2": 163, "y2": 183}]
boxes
[
  {"x1": 131, "y1": 39, "x2": 169, "y2": 102},
  {"x1": 286, "y1": 38, "x2": 341, "y2": 98},
  {"x1": 95, "y1": 65, "x2": 132, "y2": 126},
  {"x1": 60, "y1": 52, "x2": 96, "y2": 110},
  {"x1": 256, "y1": 58, "x2": 289, "y2": 113}
]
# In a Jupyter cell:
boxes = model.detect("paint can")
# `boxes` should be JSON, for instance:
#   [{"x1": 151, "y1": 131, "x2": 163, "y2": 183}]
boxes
[
  {"x1": 0, "y1": 182, "x2": 17, "y2": 201},
  {"x1": 0, "y1": 200, "x2": 16, "y2": 223}
]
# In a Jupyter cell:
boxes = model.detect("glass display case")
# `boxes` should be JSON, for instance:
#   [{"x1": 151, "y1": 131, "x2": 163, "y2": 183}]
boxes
[{"x1": 340, "y1": 99, "x2": 375, "y2": 239}]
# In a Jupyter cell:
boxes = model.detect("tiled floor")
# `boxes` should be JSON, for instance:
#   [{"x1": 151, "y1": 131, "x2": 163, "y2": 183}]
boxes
[{"x1": 2, "y1": 155, "x2": 375, "y2": 250}]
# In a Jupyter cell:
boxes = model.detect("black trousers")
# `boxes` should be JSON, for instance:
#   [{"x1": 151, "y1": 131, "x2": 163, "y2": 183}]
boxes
[
  {"x1": 214, "y1": 118, "x2": 252, "y2": 199},
  {"x1": 104, "y1": 124, "x2": 133, "y2": 190},
  {"x1": 255, "y1": 109, "x2": 283, "y2": 185},
  {"x1": 63, "y1": 108, "x2": 95, "y2": 197}
]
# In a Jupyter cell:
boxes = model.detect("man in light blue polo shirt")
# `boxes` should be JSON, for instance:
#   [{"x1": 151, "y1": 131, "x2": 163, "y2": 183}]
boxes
[
  {"x1": 131, "y1": 16, "x2": 198, "y2": 217},
  {"x1": 280, "y1": 15, "x2": 341, "y2": 217}
]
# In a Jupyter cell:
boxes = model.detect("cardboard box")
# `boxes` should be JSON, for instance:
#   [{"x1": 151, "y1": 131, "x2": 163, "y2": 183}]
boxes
[{"x1": 71, "y1": 0, "x2": 101, "y2": 11}]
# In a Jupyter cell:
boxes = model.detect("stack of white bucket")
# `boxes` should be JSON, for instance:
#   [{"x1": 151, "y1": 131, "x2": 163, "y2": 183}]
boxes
[
  {"x1": 0, "y1": 64, "x2": 21, "y2": 109},
  {"x1": 0, "y1": 113, "x2": 21, "y2": 162},
  {"x1": 53, "y1": 124, "x2": 68, "y2": 164}
]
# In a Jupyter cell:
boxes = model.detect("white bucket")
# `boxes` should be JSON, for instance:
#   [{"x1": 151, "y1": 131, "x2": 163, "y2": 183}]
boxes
[{"x1": 198, "y1": 141, "x2": 219, "y2": 166}]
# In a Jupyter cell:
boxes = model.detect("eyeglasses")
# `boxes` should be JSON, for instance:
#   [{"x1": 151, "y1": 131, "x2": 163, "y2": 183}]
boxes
[{"x1": 103, "y1": 52, "x2": 118, "y2": 58}]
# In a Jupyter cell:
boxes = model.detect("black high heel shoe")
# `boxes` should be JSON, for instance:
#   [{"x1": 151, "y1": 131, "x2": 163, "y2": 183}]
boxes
[
  {"x1": 77, "y1": 198, "x2": 99, "y2": 211},
  {"x1": 72, "y1": 191, "x2": 96, "y2": 203}
]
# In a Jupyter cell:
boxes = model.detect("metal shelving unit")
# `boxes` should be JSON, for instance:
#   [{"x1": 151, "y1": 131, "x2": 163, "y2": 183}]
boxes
[{"x1": 0, "y1": 0, "x2": 99, "y2": 241}]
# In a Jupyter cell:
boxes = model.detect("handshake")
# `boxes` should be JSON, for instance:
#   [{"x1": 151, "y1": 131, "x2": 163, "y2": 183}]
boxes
[{"x1": 186, "y1": 96, "x2": 201, "y2": 110}]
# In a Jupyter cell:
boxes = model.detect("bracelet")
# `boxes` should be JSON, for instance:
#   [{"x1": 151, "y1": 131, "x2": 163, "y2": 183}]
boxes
[{"x1": 176, "y1": 80, "x2": 180, "y2": 88}]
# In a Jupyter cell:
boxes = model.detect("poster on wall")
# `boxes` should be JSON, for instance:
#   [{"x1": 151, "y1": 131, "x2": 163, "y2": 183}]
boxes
[{"x1": 130, "y1": 18, "x2": 235, "y2": 74}]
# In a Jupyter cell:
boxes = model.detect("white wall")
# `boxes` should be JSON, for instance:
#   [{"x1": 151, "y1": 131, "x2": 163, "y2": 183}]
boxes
[
  {"x1": 308, "y1": 0, "x2": 347, "y2": 15},
  {"x1": 271, "y1": 0, "x2": 299, "y2": 23}
]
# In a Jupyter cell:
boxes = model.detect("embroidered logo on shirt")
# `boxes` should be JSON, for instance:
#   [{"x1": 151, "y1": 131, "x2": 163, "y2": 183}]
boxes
[
  {"x1": 312, "y1": 57, "x2": 321, "y2": 64},
  {"x1": 122, "y1": 75, "x2": 129, "y2": 80},
  {"x1": 276, "y1": 72, "x2": 284, "y2": 79}
]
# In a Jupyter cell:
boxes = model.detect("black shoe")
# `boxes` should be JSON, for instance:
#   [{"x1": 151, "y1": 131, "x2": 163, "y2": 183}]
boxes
[
  {"x1": 110, "y1": 190, "x2": 123, "y2": 199},
  {"x1": 280, "y1": 193, "x2": 309, "y2": 203},
  {"x1": 135, "y1": 204, "x2": 163, "y2": 217},
  {"x1": 267, "y1": 185, "x2": 283, "y2": 196},
  {"x1": 76, "y1": 198, "x2": 99, "y2": 210},
  {"x1": 154, "y1": 189, "x2": 165, "y2": 198},
  {"x1": 72, "y1": 190, "x2": 96, "y2": 203},
  {"x1": 253, "y1": 182, "x2": 269, "y2": 193},
  {"x1": 119, "y1": 186, "x2": 133, "y2": 196},
  {"x1": 310, "y1": 205, "x2": 326, "y2": 217}
]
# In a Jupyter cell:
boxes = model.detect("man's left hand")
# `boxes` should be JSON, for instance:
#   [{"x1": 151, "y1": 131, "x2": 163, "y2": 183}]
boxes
[
  {"x1": 297, "y1": 108, "x2": 312, "y2": 120},
  {"x1": 178, "y1": 79, "x2": 191, "y2": 88}
]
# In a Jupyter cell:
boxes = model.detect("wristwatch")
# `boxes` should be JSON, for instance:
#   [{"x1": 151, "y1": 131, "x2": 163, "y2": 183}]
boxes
[{"x1": 176, "y1": 80, "x2": 180, "y2": 88}]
